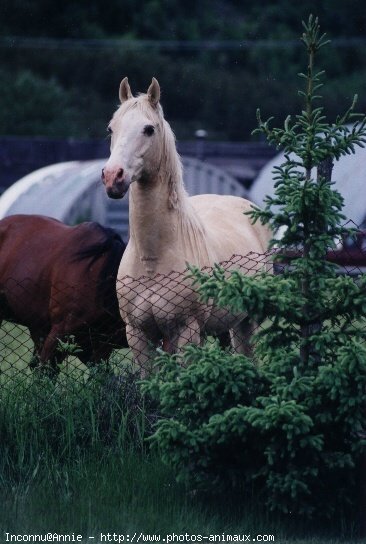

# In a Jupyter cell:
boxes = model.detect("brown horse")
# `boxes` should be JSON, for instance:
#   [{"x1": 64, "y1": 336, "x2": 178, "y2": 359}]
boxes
[{"x1": 0, "y1": 214, "x2": 127, "y2": 372}]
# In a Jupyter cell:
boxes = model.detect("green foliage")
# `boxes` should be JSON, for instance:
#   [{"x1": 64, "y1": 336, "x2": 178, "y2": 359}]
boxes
[
  {"x1": 144, "y1": 16, "x2": 366, "y2": 520},
  {"x1": 144, "y1": 340, "x2": 366, "y2": 518},
  {"x1": 1, "y1": 2, "x2": 366, "y2": 139},
  {"x1": 0, "y1": 69, "x2": 86, "y2": 137},
  {"x1": 143, "y1": 343, "x2": 266, "y2": 485}
]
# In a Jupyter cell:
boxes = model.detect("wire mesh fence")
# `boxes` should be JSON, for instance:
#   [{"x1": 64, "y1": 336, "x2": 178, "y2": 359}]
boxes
[
  {"x1": 0, "y1": 251, "x2": 269, "y2": 385},
  {"x1": 1, "y1": 227, "x2": 366, "y2": 389}
]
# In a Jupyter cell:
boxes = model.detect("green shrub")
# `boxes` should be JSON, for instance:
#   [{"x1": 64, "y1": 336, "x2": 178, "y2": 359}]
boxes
[
  {"x1": 144, "y1": 340, "x2": 366, "y2": 517},
  {"x1": 144, "y1": 344, "x2": 266, "y2": 485}
]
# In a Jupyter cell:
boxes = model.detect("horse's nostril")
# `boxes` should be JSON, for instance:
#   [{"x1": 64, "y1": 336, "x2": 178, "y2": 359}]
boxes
[
  {"x1": 101, "y1": 168, "x2": 105, "y2": 182},
  {"x1": 116, "y1": 168, "x2": 124, "y2": 180}
]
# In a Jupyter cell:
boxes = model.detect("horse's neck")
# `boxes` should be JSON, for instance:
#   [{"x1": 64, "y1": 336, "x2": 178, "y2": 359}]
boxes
[
  {"x1": 128, "y1": 179, "x2": 175, "y2": 273},
  {"x1": 128, "y1": 174, "x2": 212, "y2": 275}
]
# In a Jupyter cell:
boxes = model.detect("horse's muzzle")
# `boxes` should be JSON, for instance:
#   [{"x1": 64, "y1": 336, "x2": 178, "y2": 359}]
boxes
[
  {"x1": 102, "y1": 167, "x2": 130, "y2": 199},
  {"x1": 106, "y1": 183, "x2": 129, "y2": 199}
]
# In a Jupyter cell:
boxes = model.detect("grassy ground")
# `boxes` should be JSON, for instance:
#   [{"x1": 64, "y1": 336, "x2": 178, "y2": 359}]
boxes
[
  {"x1": 0, "y1": 452, "x2": 361, "y2": 544},
  {"x1": 0, "y1": 323, "x2": 363, "y2": 543}
]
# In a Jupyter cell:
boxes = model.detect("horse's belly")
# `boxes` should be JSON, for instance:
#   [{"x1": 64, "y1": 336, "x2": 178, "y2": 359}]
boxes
[
  {"x1": 204, "y1": 304, "x2": 246, "y2": 335},
  {"x1": 116, "y1": 259, "x2": 251, "y2": 342}
]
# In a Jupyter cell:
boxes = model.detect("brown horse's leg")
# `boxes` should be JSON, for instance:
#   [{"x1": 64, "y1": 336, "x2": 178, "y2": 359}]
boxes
[
  {"x1": 87, "y1": 323, "x2": 128, "y2": 367},
  {"x1": 76, "y1": 334, "x2": 111, "y2": 369},
  {"x1": 28, "y1": 330, "x2": 43, "y2": 369},
  {"x1": 38, "y1": 325, "x2": 66, "y2": 375}
]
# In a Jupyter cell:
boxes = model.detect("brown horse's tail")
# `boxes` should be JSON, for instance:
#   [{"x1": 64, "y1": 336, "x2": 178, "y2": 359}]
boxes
[{"x1": 73, "y1": 223, "x2": 126, "y2": 313}]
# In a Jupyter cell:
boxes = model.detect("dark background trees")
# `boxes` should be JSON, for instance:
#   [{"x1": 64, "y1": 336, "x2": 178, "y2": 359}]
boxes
[{"x1": 0, "y1": 0, "x2": 365, "y2": 140}]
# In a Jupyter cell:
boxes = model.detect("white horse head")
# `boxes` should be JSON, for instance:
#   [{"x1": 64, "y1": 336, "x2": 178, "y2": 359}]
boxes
[{"x1": 102, "y1": 77, "x2": 171, "y2": 199}]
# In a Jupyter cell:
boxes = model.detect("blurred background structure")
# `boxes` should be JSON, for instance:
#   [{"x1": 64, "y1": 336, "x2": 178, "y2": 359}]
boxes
[
  {"x1": 0, "y1": 157, "x2": 248, "y2": 239},
  {"x1": 0, "y1": 0, "x2": 365, "y2": 226}
]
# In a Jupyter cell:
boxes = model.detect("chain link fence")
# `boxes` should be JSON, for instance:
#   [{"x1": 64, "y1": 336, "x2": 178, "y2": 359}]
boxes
[{"x1": 1, "y1": 227, "x2": 365, "y2": 388}]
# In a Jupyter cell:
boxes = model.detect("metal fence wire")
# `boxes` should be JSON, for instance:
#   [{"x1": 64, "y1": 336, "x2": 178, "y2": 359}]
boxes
[{"x1": 1, "y1": 233, "x2": 366, "y2": 388}]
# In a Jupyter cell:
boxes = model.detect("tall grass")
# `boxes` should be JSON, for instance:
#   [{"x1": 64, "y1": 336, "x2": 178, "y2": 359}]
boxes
[
  {"x1": 0, "y1": 363, "x2": 149, "y2": 481},
  {"x1": 0, "y1": 327, "x2": 362, "y2": 542},
  {"x1": 0, "y1": 364, "x2": 280, "y2": 538}
]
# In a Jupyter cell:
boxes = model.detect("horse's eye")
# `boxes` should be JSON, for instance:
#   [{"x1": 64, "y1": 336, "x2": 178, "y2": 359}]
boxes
[
  {"x1": 143, "y1": 125, "x2": 155, "y2": 136},
  {"x1": 107, "y1": 126, "x2": 113, "y2": 135}
]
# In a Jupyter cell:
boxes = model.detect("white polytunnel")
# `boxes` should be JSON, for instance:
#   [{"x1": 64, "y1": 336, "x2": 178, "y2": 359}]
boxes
[
  {"x1": 250, "y1": 144, "x2": 366, "y2": 228},
  {"x1": 0, "y1": 157, "x2": 248, "y2": 240}
]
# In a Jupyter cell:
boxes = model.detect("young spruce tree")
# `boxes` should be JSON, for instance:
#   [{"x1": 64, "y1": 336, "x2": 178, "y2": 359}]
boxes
[{"x1": 144, "y1": 16, "x2": 366, "y2": 519}]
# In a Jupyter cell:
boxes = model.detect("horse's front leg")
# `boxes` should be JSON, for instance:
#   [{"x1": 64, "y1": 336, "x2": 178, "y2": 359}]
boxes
[
  {"x1": 168, "y1": 316, "x2": 201, "y2": 354},
  {"x1": 28, "y1": 330, "x2": 44, "y2": 370},
  {"x1": 125, "y1": 323, "x2": 160, "y2": 378},
  {"x1": 37, "y1": 324, "x2": 66, "y2": 377}
]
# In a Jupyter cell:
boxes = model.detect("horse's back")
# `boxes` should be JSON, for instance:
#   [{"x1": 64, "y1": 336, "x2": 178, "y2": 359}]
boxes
[
  {"x1": 0, "y1": 215, "x2": 73, "y2": 275},
  {"x1": 0, "y1": 214, "x2": 120, "y2": 273},
  {"x1": 0, "y1": 214, "x2": 124, "y2": 325},
  {"x1": 189, "y1": 194, "x2": 272, "y2": 259}
]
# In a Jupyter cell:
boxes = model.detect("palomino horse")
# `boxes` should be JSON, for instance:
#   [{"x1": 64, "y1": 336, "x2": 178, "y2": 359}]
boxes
[
  {"x1": 0, "y1": 215, "x2": 127, "y2": 373},
  {"x1": 102, "y1": 78, "x2": 271, "y2": 373}
]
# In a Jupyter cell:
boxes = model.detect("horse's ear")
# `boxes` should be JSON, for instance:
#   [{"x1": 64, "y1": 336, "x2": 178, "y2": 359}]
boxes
[
  {"x1": 119, "y1": 77, "x2": 133, "y2": 103},
  {"x1": 147, "y1": 77, "x2": 160, "y2": 107}
]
